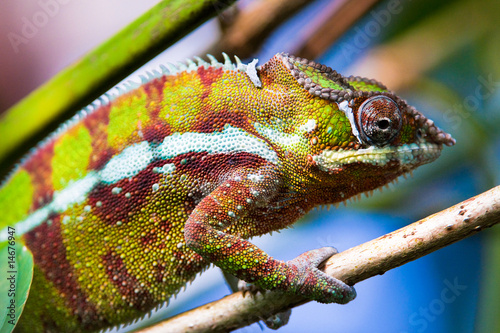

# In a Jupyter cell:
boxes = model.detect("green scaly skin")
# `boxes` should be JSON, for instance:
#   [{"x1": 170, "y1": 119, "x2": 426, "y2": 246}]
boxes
[{"x1": 0, "y1": 53, "x2": 455, "y2": 332}]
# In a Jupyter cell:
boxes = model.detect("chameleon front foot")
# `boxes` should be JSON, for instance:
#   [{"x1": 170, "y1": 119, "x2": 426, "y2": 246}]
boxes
[{"x1": 288, "y1": 247, "x2": 356, "y2": 304}]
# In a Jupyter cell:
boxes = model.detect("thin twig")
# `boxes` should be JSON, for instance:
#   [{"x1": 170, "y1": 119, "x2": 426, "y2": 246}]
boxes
[
  {"x1": 295, "y1": 0, "x2": 381, "y2": 59},
  {"x1": 137, "y1": 185, "x2": 500, "y2": 332},
  {"x1": 209, "y1": 0, "x2": 383, "y2": 60},
  {"x1": 209, "y1": 0, "x2": 311, "y2": 59}
]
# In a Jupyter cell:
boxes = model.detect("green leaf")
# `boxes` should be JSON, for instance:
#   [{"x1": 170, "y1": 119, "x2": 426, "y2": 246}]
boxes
[{"x1": 0, "y1": 236, "x2": 34, "y2": 333}]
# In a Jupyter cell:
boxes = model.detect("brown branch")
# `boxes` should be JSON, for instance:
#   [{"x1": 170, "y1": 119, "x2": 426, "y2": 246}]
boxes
[
  {"x1": 209, "y1": 0, "x2": 311, "y2": 59},
  {"x1": 210, "y1": 0, "x2": 383, "y2": 60},
  {"x1": 136, "y1": 186, "x2": 500, "y2": 332},
  {"x1": 295, "y1": 0, "x2": 381, "y2": 59}
]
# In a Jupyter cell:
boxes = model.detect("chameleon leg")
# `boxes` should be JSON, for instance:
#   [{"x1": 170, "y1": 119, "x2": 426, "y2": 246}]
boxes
[{"x1": 184, "y1": 167, "x2": 356, "y2": 304}]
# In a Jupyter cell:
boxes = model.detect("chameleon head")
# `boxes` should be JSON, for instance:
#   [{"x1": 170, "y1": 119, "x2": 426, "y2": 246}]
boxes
[{"x1": 278, "y1": 53, "x2": 455, "y2": 197}]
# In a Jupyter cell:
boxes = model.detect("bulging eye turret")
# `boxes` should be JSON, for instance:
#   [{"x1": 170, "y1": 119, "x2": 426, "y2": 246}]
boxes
[{"x1": 357, "y1": 96, "x2": 402, "y2": 146}]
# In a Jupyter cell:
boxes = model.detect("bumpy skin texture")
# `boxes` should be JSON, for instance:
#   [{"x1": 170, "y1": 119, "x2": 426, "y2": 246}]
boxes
[{"x1": 0, "y1": 53, "x2": 454, "y2": 332}]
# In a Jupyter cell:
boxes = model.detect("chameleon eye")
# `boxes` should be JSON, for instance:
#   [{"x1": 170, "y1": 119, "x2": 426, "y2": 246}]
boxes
[{"x1": 357, "y1": 96, "x2": 402, "y2": 146}]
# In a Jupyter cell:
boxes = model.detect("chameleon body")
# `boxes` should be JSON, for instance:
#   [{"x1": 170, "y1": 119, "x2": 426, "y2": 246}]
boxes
[{"x1": 0, "y1": 53, "x2": 454, "y2": 332}]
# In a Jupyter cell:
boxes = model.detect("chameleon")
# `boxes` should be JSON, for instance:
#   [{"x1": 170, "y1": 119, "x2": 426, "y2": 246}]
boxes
[{"x1": 0, "y1": 52, "x2": 455, "y2": 332}]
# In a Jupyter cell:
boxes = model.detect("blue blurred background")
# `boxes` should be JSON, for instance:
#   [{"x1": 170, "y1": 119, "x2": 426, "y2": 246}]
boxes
[{"x1": 0, "y1": 0, "x2": 498, "y2": 332}]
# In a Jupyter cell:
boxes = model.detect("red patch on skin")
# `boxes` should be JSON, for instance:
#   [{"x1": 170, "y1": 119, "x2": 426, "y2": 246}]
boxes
[
  {"x1": 260, "y1": 71, "x2": 275, "y2": 86},
  {"x1": 143, "y1": 122, "x2": 171, "y2": 143},
  {"x1": 102, "y1": 251, "x2": 154, "y2": 311},
  {"x1": 143, "y1": 75, "x2": 166, "y2": 102},
  {"x1": 193, "y1": 108, "x2": 250, "y2": 133},
  {"x1": 90, "y1": 148, "x2": 115, "y2": 172},
  {"x1": 173, "y1": 151, "x2": 268, "y2": 178},
  {"x1": 23, "y1": 140, "x2": 55, "y2": 209},
  {"x1": 259, "y1": 55, "x2": 282, "y2": 86},
  {"x1": 23, "y1": 215, "x2": 104, "y2": 328},
  {"x1": 140, "y1": 223, "x2": 170, "y2": 246},
  {"x1": 141, "y1": 76, "x2": 172, "y2": 143},
  {"x1": 198, "y1": 66, "x2": 224, "y2": 100},
  {"x1": 182, "y1": 192, "x2": 199, "y2": 216},
  {"x1": 87, "y1": 160, "x2": 164, "y2": 225},
  {"x1": 172, "y1": 251, "x2": 204, "y2": 278},
  {"x1": 198, "y1": 66, "x2": 224, "y2": 87},
  {"x1": 83, "y1": 104, "x2": 116, "y2": 171}
]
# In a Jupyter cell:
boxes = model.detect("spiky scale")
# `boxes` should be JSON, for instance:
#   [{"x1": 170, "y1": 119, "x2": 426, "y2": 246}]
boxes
[{"x1": 0, "y1": 53, "x2": 454, "y2": 332}]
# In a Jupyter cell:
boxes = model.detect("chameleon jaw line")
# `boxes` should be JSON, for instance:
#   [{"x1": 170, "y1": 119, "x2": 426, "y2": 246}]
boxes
[{"x1": 312, "y1": 142, "x2": 442, "y2": 172}]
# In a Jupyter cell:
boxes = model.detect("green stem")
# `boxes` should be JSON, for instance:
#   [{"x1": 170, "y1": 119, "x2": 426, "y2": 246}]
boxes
[{"x1": 0, "y1": 0, "x2": 235, "y2": 172}]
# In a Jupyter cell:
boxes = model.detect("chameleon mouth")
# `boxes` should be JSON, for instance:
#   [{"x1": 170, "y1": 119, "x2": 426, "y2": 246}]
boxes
[{"x1": 312, "y1": 142, "x2": 443, "y2": 172}]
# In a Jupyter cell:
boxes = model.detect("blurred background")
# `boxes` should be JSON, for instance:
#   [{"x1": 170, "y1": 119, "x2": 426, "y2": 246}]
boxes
[{"x1": 0, "y1": 0, "x2": 499, "y2": 332}]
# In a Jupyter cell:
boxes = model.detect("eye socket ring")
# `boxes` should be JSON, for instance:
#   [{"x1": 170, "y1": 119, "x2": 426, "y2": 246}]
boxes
[{"x1": 357, "y1": 96, "x2": 402, "y2": 146}]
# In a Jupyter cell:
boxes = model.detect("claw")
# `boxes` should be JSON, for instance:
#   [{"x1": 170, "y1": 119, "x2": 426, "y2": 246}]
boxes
[{"x1": 288, "y1": 247, "x2": 356, "y2": 304}]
